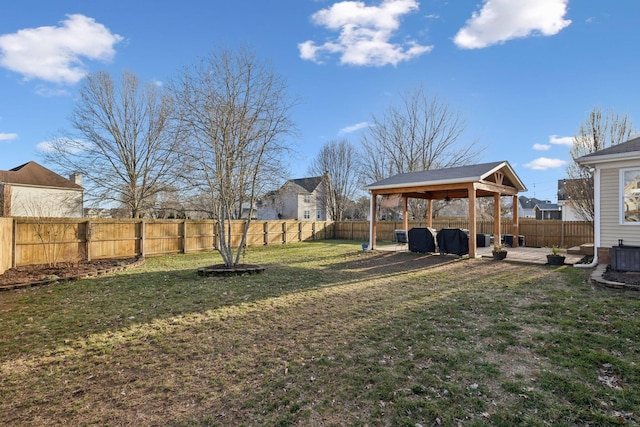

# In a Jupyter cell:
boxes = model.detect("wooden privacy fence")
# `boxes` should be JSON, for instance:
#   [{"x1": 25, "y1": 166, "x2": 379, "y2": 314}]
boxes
[
  {"x1": 0, "y1": 218, "x2": 12, "y2": 275},
  {"x1": 334, "y1": 218, "x2": 593, "y2": 249},
  {"x1": 0, "y1": 217, "x2": 593, "y2": 274},
  {"x1": 0, "y1": 218, "x2": 335, "y2": 272}
]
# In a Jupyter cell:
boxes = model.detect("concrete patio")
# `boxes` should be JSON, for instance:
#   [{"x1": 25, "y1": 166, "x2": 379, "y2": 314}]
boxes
[{"x1": 375, "y1": 244, "x2": 586, "y2": 265}]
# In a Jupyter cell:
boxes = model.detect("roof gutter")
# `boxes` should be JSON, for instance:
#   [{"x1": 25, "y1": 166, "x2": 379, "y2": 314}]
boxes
[{"x1": 577, "y1": 153, "x2": 640, "y2": 166}]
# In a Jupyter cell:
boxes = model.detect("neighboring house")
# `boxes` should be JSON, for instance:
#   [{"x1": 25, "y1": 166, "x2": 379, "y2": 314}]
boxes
[
  {"x1": 517, "y1": 197, "x2": 559, "y2": 219},
  {"x1": 0, "y1": 161, "x2": 83, "y2": 218},
  {"x1": 576, "y1": 136, "x2": 640, "y2": 264},
  {"x1": 534, "y1": 201, "x2": 562, "y2": 220},
  {"x1": 258, "y1": 175, "x2": 328, "y2": 220},
  {"x1": 518, "y1": 197, "x2": 538, "y2": 218},
  {"x1": 557, "y1": 178, "x2": 591, "y2": 221}
]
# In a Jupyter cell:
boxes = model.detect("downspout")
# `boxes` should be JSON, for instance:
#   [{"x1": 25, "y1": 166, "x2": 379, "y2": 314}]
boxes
[{"x1": 575, "y1": 168, "x2": 600, "y2": 268}]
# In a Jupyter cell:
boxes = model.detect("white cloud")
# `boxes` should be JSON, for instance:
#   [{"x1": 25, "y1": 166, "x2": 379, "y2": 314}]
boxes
[
  {"x1": 338, "y1": 121, "x2": 370, "y2": 135},
  {"x1": 549, "y1": 134, "x2": 574, "y2": 146},
  {"x1": 454, "y1": 0, "x2": 571, "y2": 49},
  {"x1": 36, "y1": 141, "x2": 54, "y2": 152},
  {"x1": 35, "y1": 86, "x2": 70, "y2": 97},
  {"x1": 533, "y1": 143, "x2": 550, "y2": 151},
  {"x1": 37, "y1": 138, "x2": 90, "y2": 154},
  {"x1": 299, "y1": 0, "x2": 432, "y2": 66},
  {"x1": 0, "y1": 132, "x2": 18, "y2": 141},
  {"x1": 524, "y1": 157, "x2": 566, "y2": 170},
  {"x1": 0, "y1": 14, "x2": 123, "y2": 84}
]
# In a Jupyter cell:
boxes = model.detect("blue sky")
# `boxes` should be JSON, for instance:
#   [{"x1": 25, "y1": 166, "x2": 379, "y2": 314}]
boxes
[{"x1": 1, "y1": 0, "x2": 639, "y2": 203}]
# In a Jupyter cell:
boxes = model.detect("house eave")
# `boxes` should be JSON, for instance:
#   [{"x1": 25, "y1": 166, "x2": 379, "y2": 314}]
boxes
[
  {"x1": 4, "y1": 182, "x2": 84, "y2": 192},
  {"x1": 576, "y1": 152, "x2": 640, "y2": 166}
]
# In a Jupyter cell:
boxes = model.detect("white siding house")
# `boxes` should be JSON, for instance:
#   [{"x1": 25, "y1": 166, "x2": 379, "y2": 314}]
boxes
[
  {"x1": 0, "y1": 161, "x2": 84, "y2": 218},
  {"x1": 517, "y1": 197, "x2": 537, "y2": 218},
  {"x1": 576, "y1": 136, "x2": 640, "y2": 264},
  {"x1": 258, "y1": 175, "x2": 328, "y2": 220},
  {"x1": 557, "y1": 178, "x2": 590, "y2": 221}
]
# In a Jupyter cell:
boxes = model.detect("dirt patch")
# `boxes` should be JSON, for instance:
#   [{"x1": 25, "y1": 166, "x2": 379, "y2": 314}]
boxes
[{"x1": 0, "y1": 258, "x2": 142, "y2": 288}]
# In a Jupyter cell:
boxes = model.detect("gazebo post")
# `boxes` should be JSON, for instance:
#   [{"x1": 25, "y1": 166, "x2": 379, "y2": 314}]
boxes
[
  {"x1": 369, "y1": 193, "x2": 377, "y2": 250},
  {"x1": 402, "y1": 195, "x2": 409, "y2": 232},
  {"x1": 468, "y1": 184, "x2": 477, "y2": 258},
  {"x1": 493, "y1": 193, "x2": 502, "y2": 246},
  {"x1": 512, "y1": 195, "x2": 520, "y2": 247},
  {"x1": 427, "y1": 199, "x2": 433, "y2": 228}
]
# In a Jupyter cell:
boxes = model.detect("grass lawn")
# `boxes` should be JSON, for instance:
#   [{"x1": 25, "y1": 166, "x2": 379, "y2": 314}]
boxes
[{"x1": 1, "y1": 240, "x2": 639, "y2": 426}]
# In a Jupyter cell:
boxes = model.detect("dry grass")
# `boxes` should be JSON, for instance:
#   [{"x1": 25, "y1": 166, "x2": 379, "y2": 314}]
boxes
[{"x1": 1, "y1": 241, "x2": 639, "y2": 426}]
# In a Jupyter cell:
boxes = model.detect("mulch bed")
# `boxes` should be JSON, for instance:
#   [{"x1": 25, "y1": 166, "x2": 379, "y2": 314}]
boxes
[
  {"x1": 602, "y1": 268, "x2": 640, "y2": 286},
  {"x1": 0, "y1": 257, "x2": 143, "y2": 290},
  {"x1": 197, "y1": 264, "x2": 266, "y2": 277}
]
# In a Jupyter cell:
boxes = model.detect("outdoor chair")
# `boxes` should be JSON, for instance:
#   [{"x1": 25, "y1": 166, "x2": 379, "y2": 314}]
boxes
[{"x1": 394, "y1": 229, "x2": 408, "y2": 250}]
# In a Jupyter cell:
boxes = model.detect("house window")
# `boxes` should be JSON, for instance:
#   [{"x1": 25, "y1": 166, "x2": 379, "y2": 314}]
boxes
[
  {"x1": 622, "y1": 168, "x2": 640, "y2": 223},
  {"x1": 303, "y1": 194, "x2": 311, "y2": 203},
  {"x1": 303, "y1": 210, "x2": 310, "y2": 219},
  {"x1": 316, "y1": 209, "x2": 322, "y2": 219}
]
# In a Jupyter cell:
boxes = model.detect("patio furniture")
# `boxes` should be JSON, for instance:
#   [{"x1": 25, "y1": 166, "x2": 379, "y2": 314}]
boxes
[
  {"x1": 408, "y1": 227, "x2": 437, "y2": 253},
  {"x1": 476, "y1": 233, "x2": 491, "y2": 248},
  {"x1": 394, "y1": 229, "x2": 408, "y2": 250},
  {"x1": 502, "y1": 234, "x2": 525, "y2": 247},
  {"x1": 437, "y1": 228, "x2": 469, "y2": 256}
]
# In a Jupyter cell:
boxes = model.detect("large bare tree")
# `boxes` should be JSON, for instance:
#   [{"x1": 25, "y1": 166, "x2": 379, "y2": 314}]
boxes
[
  {"x1": 566, "y1": 107, "x2": 636, "y2": 223},
  {"x1": 308, "y1": 139, "x2": 359, "y2": 221},
  {"x1": 170, "y1": 46, "x2": 296, "y2": 267},
  {"x1": 43, "y1": 71, "x2": 181, "y2": 218},
  {"x1": 360, "y1": 85, "x2": 484, "y2": 219}
]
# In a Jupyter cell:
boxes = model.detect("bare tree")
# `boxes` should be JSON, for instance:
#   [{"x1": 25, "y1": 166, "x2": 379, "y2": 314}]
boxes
[
  {"x1": 566, "y1": 107, "x2": 636, "y2": 223},
  {"x1": 43, "y1": 71, "x2": 182, "y2": 218},
  {"x1": 359, "y1": 85, "x2": 484, "y2": 219},
  {"x1": 308, "y1": 139, "x2": 359, "y2": 221},
  {"x1": 170, "y1": 46, "x2": 297, "y2": 267}
]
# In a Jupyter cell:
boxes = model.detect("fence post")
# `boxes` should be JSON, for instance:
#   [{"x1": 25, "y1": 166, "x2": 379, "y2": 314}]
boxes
[
  {"x1": 263, "y1": 221, "x2": 268, "y2": 245},
  {"x1": 182, "y1": 221, "x2": 188, "y2": 254},
  {"x1": 282, "y1": 221, "x2": 287, "y2": 244},
  {"x1": 12, "y1": 218, "x2": 17, "y2": 268},
  {"x1": 139, "y1": 220, "x2": 145, "y2": 258},
  {"x1": 85, "y1": 220, "x2": 92, "y2": 261}
]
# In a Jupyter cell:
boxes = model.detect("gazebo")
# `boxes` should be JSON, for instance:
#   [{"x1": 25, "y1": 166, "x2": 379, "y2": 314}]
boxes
[{"x1": 363, "y1": 161, "x2": 527, "y2": 258}]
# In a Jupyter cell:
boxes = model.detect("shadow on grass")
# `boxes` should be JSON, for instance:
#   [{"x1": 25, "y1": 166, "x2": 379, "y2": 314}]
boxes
[{"x1": 0, "y1": 243, "x2": 460, "y2": 359}]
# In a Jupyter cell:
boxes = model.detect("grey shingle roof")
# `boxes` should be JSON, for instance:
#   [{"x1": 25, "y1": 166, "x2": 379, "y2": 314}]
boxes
[
  {"x1": 519, "y1": 196, "x2": 546, "y2": 209},
  {"x1": 0, "y1": 161, "x2": 82, "y2": 190},
  {"x1": 291, "y1": 176, "x2": 324, "y2": 193},
  {"x1": 364, "y1": 161, "x2": 526, "y2": 191},
  {"x1": 535, "y1": 202, "x2": 559, "y2": 211},
  {"x1": 577, "y1": 136, "x2": 640, "y2": 161}
]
